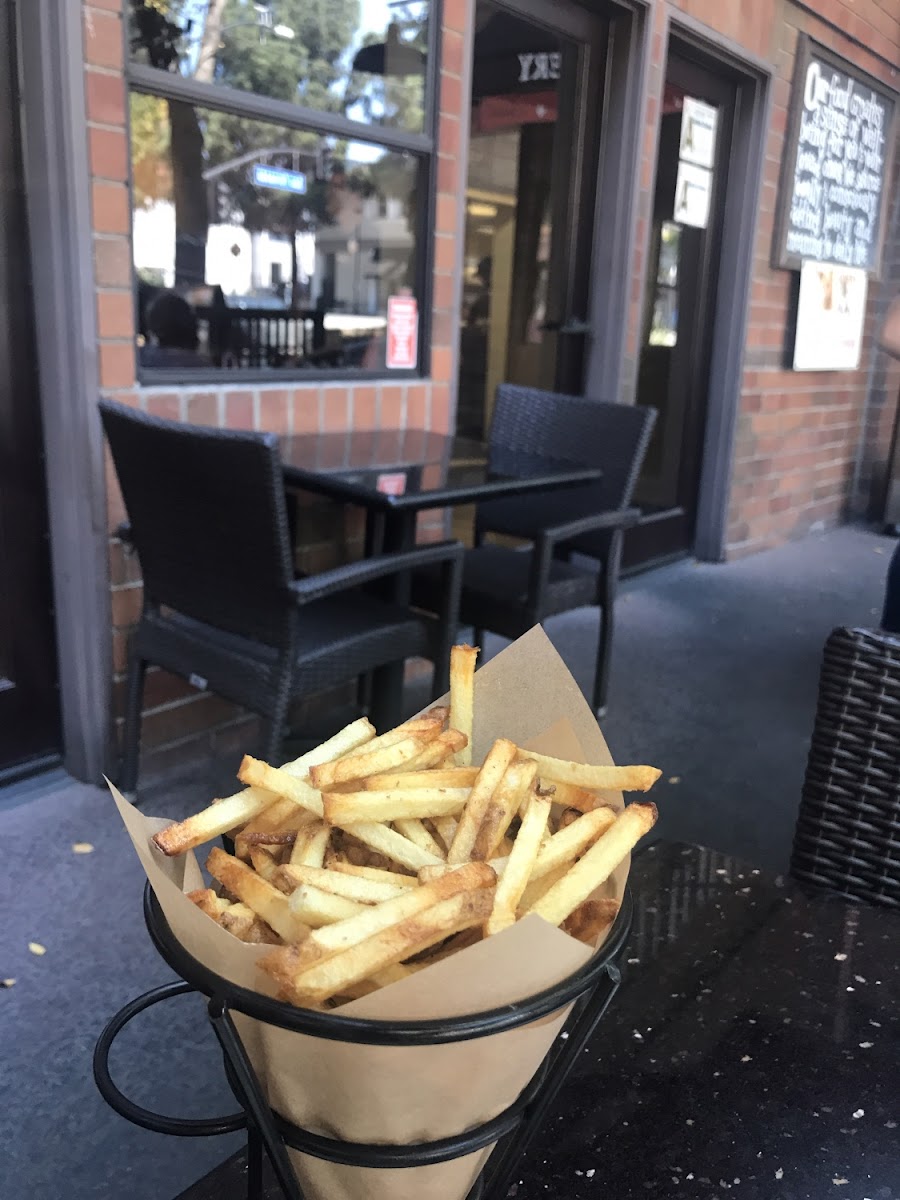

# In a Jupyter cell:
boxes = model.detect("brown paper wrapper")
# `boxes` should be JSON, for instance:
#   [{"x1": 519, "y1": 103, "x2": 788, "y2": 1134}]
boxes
[{"x1": 111, "y1": 626, "x2": 629, "y2": 1200}]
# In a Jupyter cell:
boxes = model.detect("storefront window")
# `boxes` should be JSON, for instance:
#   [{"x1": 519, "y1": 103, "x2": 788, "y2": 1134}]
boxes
[
  {"x1": 127, "y1": 0, "x2": 434, "y2": 378},
  {"x1": 129, "y1": 0, "x2": 431, "y2": 132}
]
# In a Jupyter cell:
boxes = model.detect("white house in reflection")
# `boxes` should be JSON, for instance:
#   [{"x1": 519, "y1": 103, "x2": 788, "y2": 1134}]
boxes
[{"x1": 132, "y1": 194, "x2": 413, "y2": 323}]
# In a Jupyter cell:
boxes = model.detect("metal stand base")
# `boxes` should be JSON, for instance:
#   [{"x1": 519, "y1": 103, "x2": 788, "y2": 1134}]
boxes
[{"x1": 94, "y1": 884, "x2": 632, "y2": 1200}]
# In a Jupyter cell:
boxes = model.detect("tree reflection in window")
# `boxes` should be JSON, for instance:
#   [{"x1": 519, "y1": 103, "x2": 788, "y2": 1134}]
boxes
[{"x1": 128, "y1": 1, "x2": 429, "y2": 371}]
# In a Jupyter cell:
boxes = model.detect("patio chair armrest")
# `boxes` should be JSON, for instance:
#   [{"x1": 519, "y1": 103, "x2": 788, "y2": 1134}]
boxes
[
  {"x1": 289, "y1": 541, "x2": 463, "y2": 606},
  {"x1": 526, "y1": 509, "x2": 640, "y2": 615},
  {"x1": 537, "y1": 507, "x2": 642, "y2": 548}
]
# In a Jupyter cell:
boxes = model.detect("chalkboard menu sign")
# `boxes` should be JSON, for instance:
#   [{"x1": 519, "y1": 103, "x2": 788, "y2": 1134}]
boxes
[{"x1": 774, "y1": 37, "x2": 897, "y2": 275}]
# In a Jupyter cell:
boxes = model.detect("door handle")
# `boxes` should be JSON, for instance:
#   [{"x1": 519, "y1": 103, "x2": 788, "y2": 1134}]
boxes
[{"x1": 540, "y1": 318, "x2": 591, "y2": 336}]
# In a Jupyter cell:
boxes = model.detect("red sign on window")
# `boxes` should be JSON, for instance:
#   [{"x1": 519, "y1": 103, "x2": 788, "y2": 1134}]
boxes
[{"x1": 386, "y1": 296, "x2": 419, "y2": 370}]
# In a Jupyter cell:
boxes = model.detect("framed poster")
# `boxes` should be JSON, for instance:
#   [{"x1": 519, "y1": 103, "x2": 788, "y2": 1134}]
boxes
[
  {"x1": 793, "y1": 261, "x2": 867, "y2": 371},
  {"x1": 773, "y1": 36, "x2": 897, "y2": 275}
]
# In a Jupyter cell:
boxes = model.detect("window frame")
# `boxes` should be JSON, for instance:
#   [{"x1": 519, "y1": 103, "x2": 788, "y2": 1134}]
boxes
[{"x1": 124, "y1": 3, "x2": 441, "y2": 385}]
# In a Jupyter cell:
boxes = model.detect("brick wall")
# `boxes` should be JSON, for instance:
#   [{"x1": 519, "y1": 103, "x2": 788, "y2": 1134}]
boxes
[
  {"x1": 84, "y1": 0, "x2": 465, "y2": 774},
  {"x1": 627, "y1": 0, "x2": 900, "y2": 557}
]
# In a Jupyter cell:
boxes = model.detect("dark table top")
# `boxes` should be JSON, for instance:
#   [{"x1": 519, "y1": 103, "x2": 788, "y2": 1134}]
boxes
[
  {"x1": 279, "y1": 429, "x2": 602, "y2": 513},
  {"x1": 175, "y1": 840, "x2": 900, "y2": 1199}
]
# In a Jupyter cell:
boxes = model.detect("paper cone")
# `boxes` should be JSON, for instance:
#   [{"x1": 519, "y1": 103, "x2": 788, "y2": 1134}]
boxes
[{"x1": 111, "y1": 627, "x2": 630, "y2": 1200}]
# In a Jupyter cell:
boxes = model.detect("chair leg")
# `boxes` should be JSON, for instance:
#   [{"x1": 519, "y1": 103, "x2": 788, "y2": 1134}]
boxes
[
  {"x1": 261, "y1": 670, "x2": 292, "y2": 765},
  {"x1": 119, "y1": 650, "x2": 147, "y2": 798},
  {"x1": 593, "y1": 534, "x2": 623, "y2": 716},
  {"x1": 593, "y1": 604, "x2": 613, "y2": 717},
  {"x1": 370, "y1": 664, "x2": 403, "y2": 732},
  {"x1": 260, "y1": 716, "x2": 285, "y2": 766}
]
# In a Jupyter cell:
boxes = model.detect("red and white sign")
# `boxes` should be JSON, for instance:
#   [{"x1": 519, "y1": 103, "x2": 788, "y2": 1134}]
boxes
[
  {"x1": 386, "y1": 296, "x2": 418, "y2": 370},
  {"x1": 376, "y1": 472, "x2": 407, "y2": 496}
]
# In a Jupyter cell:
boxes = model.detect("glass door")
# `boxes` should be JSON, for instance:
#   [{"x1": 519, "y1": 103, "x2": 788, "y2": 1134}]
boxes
[
  {"x1": 625, "y1": 50, "x2": 738, "y2": 568},
  {"x1": 456, "y1": 0, "x2": 608, "y2": 445}
]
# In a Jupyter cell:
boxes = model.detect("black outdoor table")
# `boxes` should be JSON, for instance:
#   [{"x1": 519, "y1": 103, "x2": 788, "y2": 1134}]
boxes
[
  {"x1": 278, "y1": 429, "x2": 604, "y2": 554},
  {"x1": 279, "y1": 428, "x2": 604, "y2": 716},
  {"x1": 174, "y1": 840, "x2": 900, "y2": 1200}
]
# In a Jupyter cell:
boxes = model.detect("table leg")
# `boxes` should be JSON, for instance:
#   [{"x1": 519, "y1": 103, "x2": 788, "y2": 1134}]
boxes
[
  {"x1": 369, "y1": 512, "x2": 417, "y2": 731},
  {"x1": 246, "y1": 1128, "x2": 264, "y2": 1200}
]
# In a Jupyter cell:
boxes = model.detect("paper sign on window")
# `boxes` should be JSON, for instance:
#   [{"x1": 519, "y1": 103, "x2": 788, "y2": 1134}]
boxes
[
  {"x1": 793, "y1": 261, "x2": 867, "y2": 371},
  {"x1": 674, "y1": 161, "x2": 712, "y2": 228},
  {"x1": 386, "y1": 296, "x2": 419, "y2": 370}
]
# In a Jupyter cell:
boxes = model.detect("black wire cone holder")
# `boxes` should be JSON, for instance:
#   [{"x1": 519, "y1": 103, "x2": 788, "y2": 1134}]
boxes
[{"x1": 94, "y1": 880, "x2": 633, "y2": 1200}]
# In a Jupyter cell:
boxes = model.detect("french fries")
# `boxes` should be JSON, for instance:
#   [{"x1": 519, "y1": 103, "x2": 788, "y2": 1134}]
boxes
[
  {"x1": 486, "y1": 792, "x2": 550, "y2": 936},
  {"x1": 326, "y1": 859, "x2": 418, "y2": 888},
  {"x1": 277, "y1": 864, "x2": 408, "y2": 904},
  {"x1": 153, "y1": 786, "x2": 275, "y2": 857},
  {"x1": 310, "y1": 733, "x2": 438, "y2": 790},
  {"x1": 150, "y1": 654, "x2": 661, "y2": 1009},
  {"x1": 206, "y1": 848, "x2": 309, "y2": 944},
  {"x1": 449, "y1": 643, "x2": 478, "y2": 765},
  {"x1": 323, "y1": 787, "x2": 470, "y2": 826},
  {"x1": 524, "y1": 802, "x2": 658, "y2": 926},
  {"x1": 447, "y1": 738, "x2": 518, "y2": 864},
  {"x1": 265, "y1": 889, "x2": 494, "y2": 1006},
  {"x1": 471, "y1": 759, "x2": 537, "y2": 862},
  {"x1": 516, "y1": 749, "x2": 662, "y2": 793}
]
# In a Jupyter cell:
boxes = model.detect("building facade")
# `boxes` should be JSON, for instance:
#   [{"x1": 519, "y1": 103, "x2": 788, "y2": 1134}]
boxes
[{"x1": 1, "y1": 0, "x2": 898, "y2": 785}]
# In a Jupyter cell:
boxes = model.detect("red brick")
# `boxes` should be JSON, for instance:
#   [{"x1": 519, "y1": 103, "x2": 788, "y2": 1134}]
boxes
[
  {"x1": 323, "y1": 387, "x2": 349, "y2": 431},
  {"x1": 431, "y1": 383, "x2": 451, "y2": 433},
  {"x1": 439, "y1": 113, "x2": 461, "y2": 157},
  {"x1": 138, "y1": 693, "x2": 244, "y2": 751},
  {"x1": 145, "y1": 393, "x2": 181, "y2": 421},
  {"x1": 442, "y1": 28, "x2": 464, "y2": 76},
  {"x1": 111, "y1": 584, "x2": 143, "y2": 627},
  {"x1": 431, "y1": 346, "x2": 453, "y2": 384},
  {"x1": 225, "y1": 390, "x2": 254, "y2": 428},
  {"x1": 89, "y1": 126, "x2": 128, "y2": 181},
  {"x1": 382, "y1": 386, "x2": 403, "y2": 429},
  {"x1": 84, "y1": 9, "x2": 123, "y2": 69},
  {"x1": 407, "y1": 385, "x2": 427, "y2": 429},
  {"x1": 442, "y1": 0, "x2": 468, "y2": 34},
  {"x1": 113, "y1": 668, "x2": 201, "y2": 719},
  {"x1": 352, "y1": 386, "x2": 377, "y2": 429},
  {"x1": 259, "y1": 388, "x2": 290, "y2": 433},
  {"x1": 186, "y1": 392, "x2": 219, "y2": 426},
  {"x1": 87, "y1": 0, "x2": 124, "y2": 11},
  {"x1": 433, "y1": 272, "x2": 455, "y2": 311},
  {"x1": 435, "y1": 192, "x2": 457, "y2": 236},
  {"x1": 86, "y1": 69, "x2": 126, "y2": 125},
  {"x1": 434, "y1": 235, "x2": 456, "y2": 273},
  {"x1": 109, "y1": 538, "x2": 142, "y2": 587},
  {"x1": 92, "y1": 181, "x2": 130, "y2": 234},
  {"x1": 440, "y1": 72, "x2": 463, "y2": 117},
  {"x1": 293, "y1": 388, "x2": 319, "y2": 433},
  {"x1": 437, "y1": 154, "x2": 458, "y2": 193},
  {"x1": 100, "y1": 342, "x2": 135, "y2": 389},
  {"x1": 97, "y1": 290, "x2": 134, "y2": 339},
  {"x1": 112, "y1": 627, "x2": 129, "y2": 674},
  {"x1": 94, "y1": 235, "x2": 130, "y2": 287}
]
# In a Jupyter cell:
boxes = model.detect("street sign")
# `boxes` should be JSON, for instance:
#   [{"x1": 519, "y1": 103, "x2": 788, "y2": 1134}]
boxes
[{"x1": 251, "y1": 163, "x2": 307, "y2": 195}]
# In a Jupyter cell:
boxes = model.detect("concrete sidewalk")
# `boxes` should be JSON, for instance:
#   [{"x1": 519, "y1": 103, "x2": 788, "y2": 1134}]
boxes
[{"x1": 1, "y1": 523, "x2": 894, "y2": 1199}]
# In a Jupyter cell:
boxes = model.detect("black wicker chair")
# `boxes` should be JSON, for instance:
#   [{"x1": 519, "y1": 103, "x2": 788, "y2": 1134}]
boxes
[
  {"x1": 414, "y1": 385, "x2": 655, "y2": 714},
  {"x1": 100, "y1": 400, "x2": 462, "y2": 796},
  {"x1": 790, "y1": 626, "x2": 900, "y2": 907}
]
